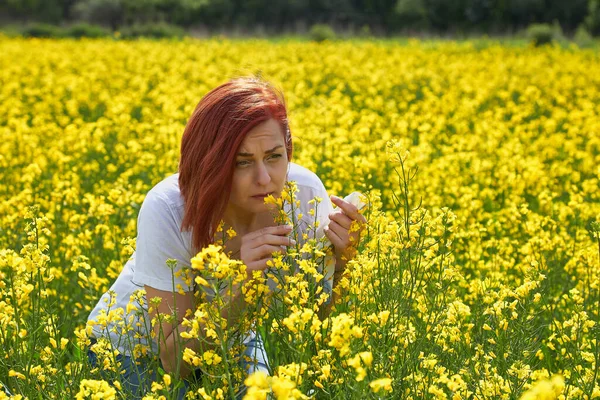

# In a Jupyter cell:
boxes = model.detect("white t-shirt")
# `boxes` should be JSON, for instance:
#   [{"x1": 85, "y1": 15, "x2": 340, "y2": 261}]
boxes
[{"x1": 87, "y1": 162, "x2": 334, "y2": 356}]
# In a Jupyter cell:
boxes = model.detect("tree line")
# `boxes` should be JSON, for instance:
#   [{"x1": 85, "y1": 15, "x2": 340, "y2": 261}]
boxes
[{"x1": 2, "y1": 0, "x2": 600, "y2": 36}]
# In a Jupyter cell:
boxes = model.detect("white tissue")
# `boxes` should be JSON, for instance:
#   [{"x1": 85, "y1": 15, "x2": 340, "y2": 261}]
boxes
[{"x1": 343, "y1": 191, "x2": 367, "y2": 211}]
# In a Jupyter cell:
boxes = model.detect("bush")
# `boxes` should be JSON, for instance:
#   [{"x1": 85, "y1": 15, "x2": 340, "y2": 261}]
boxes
[
  {"x1": 585, "y1": 0, "x2": 600, "y2": 36},
  {"x1": 119, "y1": 22, "x2": 186, "y2": 39},
  {"x1": 308, "y1": 24, "x2": 336, "y2": 42},
  {"x1": 66, "y1": 23, "x2": 111, "y2": 38},
  {"x1": 72, "y1": 0, "x2": 123, "y2": 30},
  {"x1": 22, "y1": 23, "x2": 65, "y2": 38},
  {"x1": 0, "y1": 25, "x2": 23, "y2": 37},
  {"x1": 526, "y1": 23, "x2": 555, "y2": 46},
  {"x1": 551, "y1": 20, "x2": 567, "y2": 43},
  {"x1": 394, "y1": 0, "x2": 428, "y2": 30},
  {"x1": 574, "y1": 25, "x2": 595, "y2": 47},
  {"x1": 358, "y1": 24, "x2": 372, "y2": 38}
]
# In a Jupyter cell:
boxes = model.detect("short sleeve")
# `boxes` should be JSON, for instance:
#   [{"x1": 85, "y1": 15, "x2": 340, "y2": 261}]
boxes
[{"x1": 131, "y1": 191, "x2": 194, "y2": 292}]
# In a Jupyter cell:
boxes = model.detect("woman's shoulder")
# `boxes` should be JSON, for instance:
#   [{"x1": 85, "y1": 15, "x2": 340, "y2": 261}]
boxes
[
  {"x1": 141, "y1": 173, "x2": 185, "y2": 214},
  {"x1": 137, "y1": 173, "x2": 189, "y2": 244}
]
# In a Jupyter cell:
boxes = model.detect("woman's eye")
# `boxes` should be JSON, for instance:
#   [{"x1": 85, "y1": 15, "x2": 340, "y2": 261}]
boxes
[{"x1": 236, "y1": 154, "x2": 281, "y2": 167}]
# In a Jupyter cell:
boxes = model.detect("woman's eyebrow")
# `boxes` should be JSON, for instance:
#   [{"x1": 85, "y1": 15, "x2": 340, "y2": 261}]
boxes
[{"x1": 237, "y1": 145, "x2": 284, "y2": 157}]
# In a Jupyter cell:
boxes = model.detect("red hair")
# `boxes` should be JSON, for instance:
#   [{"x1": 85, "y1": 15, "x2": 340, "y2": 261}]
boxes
[{"x1": 179, "y1": 77, "x2": 292, "y2": 252}]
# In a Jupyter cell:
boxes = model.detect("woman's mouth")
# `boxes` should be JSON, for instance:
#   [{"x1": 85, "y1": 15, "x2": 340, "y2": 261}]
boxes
[{"x1": 251, "y1": 192, "x2": 273, "y2": 199}]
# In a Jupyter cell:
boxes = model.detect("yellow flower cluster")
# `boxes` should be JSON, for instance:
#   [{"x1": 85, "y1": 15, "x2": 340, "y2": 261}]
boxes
[
  {"x1": 520, "y1": 375, "x2": 565, "y2": 400},
  {"x1": 191, "y1": 244, "x2": 246, "y2": 284},
  {"x1": 75, "y1": 379, "x2": 117, "y2": 400},
  {"x1": 1, "y1": 36, "x2": 599, "y2": 398},
  {"x1": 243, "y1": 371, "x2": 307, "y2": 400}
]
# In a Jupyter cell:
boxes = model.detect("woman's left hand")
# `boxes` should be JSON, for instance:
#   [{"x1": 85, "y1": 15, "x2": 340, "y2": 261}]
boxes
[{"x1": 324, "y1": 195, "x2": 367, "y2": 271}]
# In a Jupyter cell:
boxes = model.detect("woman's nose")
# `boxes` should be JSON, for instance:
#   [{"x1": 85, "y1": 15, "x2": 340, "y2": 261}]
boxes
[{"x1": 256, "y1": 162, "x2": 271, "y2": 186}]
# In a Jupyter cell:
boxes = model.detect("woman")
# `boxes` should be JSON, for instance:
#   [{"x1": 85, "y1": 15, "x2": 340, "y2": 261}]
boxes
[{"x1": 86, "y1": 76, "x2": 364, "y2": 398}]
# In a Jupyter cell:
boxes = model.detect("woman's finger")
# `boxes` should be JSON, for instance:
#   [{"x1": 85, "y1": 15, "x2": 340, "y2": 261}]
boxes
[
  {"x1": 244, "y1": 244, "x2": 284, "y2": 274},
  {"x1": 328, "y1": 220, "x2": 351, "y2": 242},
  {"x1": 330, "y1": 195, "x2": 367, "y2": 224},
  {"x1": 253, "y1": 243, "x2": 287, "y2": 259},
  {"x1": 324, "y1": 223, "x2": 345, "y2": 249},
  {"x1": 243, "y1": 242, "x2": 284, "y2": 261},
  {"x1": 241, "y1": 226, "x2": 294, "y2": 272},
  {"x1": 328, "y1": 211, "x2": 353, "y2": 230},
  {"x1": 246, "y1": 257, "x2": 273, "y2": 274},
  {"x1": 244, "y1": 224, "x2": 293, "y2": 241},
  {"x1": 247, "y1": 233, "x2": 296, "y2": 248}
]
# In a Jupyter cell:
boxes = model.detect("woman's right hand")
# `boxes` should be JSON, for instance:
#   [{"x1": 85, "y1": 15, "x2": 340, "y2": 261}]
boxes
[{"x1": 239, "y1": 224, "x2": 296, "y2": 279}]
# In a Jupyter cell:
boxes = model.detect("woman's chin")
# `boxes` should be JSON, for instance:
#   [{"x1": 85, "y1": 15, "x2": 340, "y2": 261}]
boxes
[{"x1": 244, "y1": 202, "x2": 273, "y2": 214}]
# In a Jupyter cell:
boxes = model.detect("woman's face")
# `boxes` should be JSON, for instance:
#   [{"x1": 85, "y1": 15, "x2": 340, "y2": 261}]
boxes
[{"x1": 226, "y1": 118, "x2": 289, "y2": 219}]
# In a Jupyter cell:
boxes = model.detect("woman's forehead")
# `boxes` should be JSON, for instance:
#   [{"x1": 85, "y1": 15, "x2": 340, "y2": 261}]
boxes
[{"x1": 239, "y1": 120, "x2": 285, "y2": 152}]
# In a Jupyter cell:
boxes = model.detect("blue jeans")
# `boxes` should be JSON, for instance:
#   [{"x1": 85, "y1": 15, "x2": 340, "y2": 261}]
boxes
[
  {"x1": 87, "y1": 333, "x2": 269, "y2": 399},
  {"x1": 87, "y1": 342, "x2": 187, "y2": 399}
]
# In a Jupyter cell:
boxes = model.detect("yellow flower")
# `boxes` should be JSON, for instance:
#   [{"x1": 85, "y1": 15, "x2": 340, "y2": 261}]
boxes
[
  {"x1": 202, "y1": 350, "x2": 222, "y2": 366},
  {"x1": 8, "y1": 370, "x2": 25, "y2": 380},
  {"x1": 75, "y1": 379, "x2": 116, "y2": 400},
  {"x1": 244, "y1": 371, "x2": 270, "y2": 400},
  {"x1": 226, "y1": 227, "x2": 237, "y2": 239},
  {"x1": 369, "y1": 378, "x2": 393, "y2": 393},
  {"x1": 270, "y1": 376, "x2": 296, "y2": 399},
  {"x1": 151, "y1": 381, "x2": 163, "y2": 392},
  {"x1": 3, "y1": 37, "x2": 600, "y2": 399},
  {"x1": 328, "y1": 313, "x2": 362, "y2": 357},
  {"x1": 520, "y1": 375, "x2": 564, "y2": 400}
]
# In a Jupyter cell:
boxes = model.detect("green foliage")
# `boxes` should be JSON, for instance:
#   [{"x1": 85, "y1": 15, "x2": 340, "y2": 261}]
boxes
[
  {"x1": 0, "y1": 24, "x2": 23, "y2": 37},
  {"x1": 393, "y1": 0, "x2": 428, "y2": 30},
  {"x1": 308, "y1": 23, "x2": 336, "y2": 42},
  {"x1": 526, "y1": 23, "x2": 555, "y2": 46},
  {"x1": 506, "y1": 0, "x2": 546, "y2": 26},
  {"x1": 421, "y1": 0, "x2": 465, "y2": 31},
  {"x1": 551, "y1": 20, "x2": 570, "y2": 46},
  {"x1": 3, "y1": 0, "x2": 65, "y2": 23},
  {"x1": 22, "y1": 23, "x2": 65, "y2": 38},
  {"x1": 464, "y1": 0, "x2": 497, "y2": 26},
  {"x1": 66, "y1": 23, "x2": 111, "y2": 38},
  {"x1": 358, "y1": 24, "x2": 372, "y2": 38},
  {"x1": 585, "y1": 0, "x2": 600, "y2": 35},
  {"x1": 0, "y1": 0, "x2": 597, "y2": 37},
  {"x1": 574, "y1": 24, "x2": 595, "y2": 46},
  {"x1": 18, "y1": 22, "x2": 111, "y2": 39},
  {"x1": 72, "y1": 0, "x2": 124, "y2": 30},
  {"x1": 119, "y1": 22, "x2": 186, "y2": 39}
]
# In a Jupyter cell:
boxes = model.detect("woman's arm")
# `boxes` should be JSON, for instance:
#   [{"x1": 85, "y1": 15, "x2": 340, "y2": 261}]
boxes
[
  {"x1": 147, "y1": 224, "x2": 294, "y2": 378},
  {"x1": 319, "y1": 267, "x2": 346, "y2": 319},
  {"x1": 145, "y1": 286, "x2": 195, "y2": 377},
  {"x1": 146, "y1": 284, "x2": 246, "y2": 378}
]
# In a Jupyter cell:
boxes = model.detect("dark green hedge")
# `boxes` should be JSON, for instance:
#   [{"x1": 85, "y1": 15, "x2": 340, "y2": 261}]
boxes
[{"x1": 2, "y1": 0, "x2": 600, "y2": 36}]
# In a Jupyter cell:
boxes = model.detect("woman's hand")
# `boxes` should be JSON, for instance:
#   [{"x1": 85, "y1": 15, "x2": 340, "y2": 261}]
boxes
[
  {"x1": 324, "y1": 195, "x2": 367, "y2": 272},
  {"x1": 239, "y1": 224, "x2": 296, "y2": 279}
]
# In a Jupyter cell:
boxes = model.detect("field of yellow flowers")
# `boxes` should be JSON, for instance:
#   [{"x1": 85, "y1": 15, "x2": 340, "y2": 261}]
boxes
[{"x1": 1, "y1": 36, "x2": 599, "y2": 399}]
